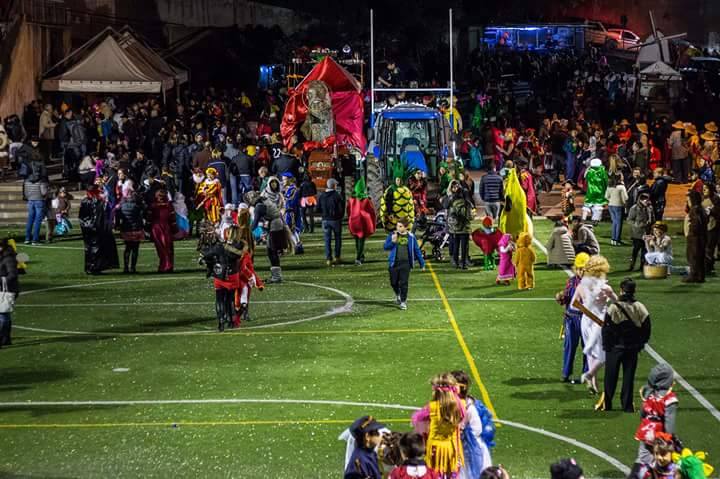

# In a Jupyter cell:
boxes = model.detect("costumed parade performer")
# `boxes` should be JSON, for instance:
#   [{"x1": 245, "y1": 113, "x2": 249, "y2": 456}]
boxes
[
  {"x1": 281, "y1": 172, "x2": 304, "y2": 254},
  {"x1": 347, "y1": 177, "x2": 376, "y2": 265},
  {"x1": 380, "y1": 162, "x2": 415, "y2": 232},
  {"x1": 79, "y1": 185, "x2": 119, "y2": 275},
  {"x1": 200, "y1": 226, "x2": 245, "y2": 331},
  {"x1": 196, "y1": 167, "x2": 223, "y2": 224},
  {"x1": 514, "y1": 232, "x2": 536, "y2": 290},
  {"x1": 342, "y1": 416, "x2": 386, "y2": 479},
  {"x1": 408, "y1": 169, "x2": 429, "y2": 220},
  {"x1": 570, "y1": 255, "x2": 616, "y2": 399},
  {"x1": 231, "y1": 226, "x2": 263, "y2": 323},
  {"x1": 555, "y1": 253, "x2": 589, "y2": 383},
  {"x1": 148, "y1": 189, "x2": 176, "y2": 274},
  {"x1": 246, "y1": 190, "x2": 286, "y2": 284},
  {"x1": 499, "y1": 168, "x2": 530, "y2": 239},
  {"x1": 629, "y1": 363, "x2": 679, "y2": 479},
  {"x1": 582, "y1": 159, "x2": 608, "y2": 223},
  {"x1": 496, "y1": 233, "x2": 515, "y2": 285},
  {"x1": 472, "y1": 216, "x2": 503, "y2": 270},
  {"x1": 411, "y1": 373, "x2": 465, "y2": 478},
  {"x1": 451, "y1": 370, "x2": 495, "y2": 479}
]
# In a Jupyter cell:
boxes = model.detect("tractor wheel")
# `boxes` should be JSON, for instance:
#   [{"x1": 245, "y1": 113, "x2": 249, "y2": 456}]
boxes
[{"x1": 366, "y1": 154, "x2": 384, "y2": 218}]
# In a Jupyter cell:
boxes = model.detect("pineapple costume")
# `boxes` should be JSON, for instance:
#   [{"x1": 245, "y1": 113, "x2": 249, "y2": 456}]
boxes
[{"x1": 380, "y1": 161, "x2": 414, "y2": 231}]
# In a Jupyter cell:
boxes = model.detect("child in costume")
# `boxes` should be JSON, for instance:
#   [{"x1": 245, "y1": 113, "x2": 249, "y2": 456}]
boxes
[
  {"x1": 281, "y1": 172, "x2": 304, "y2": 254},
  {"x1": 411, "y1": 372, "x2": 465, "y2": 478},
  {"x1": 561, "y1": 181, "x2": 576, "y2": 219},
  {"x1": 408, "y1": 169, "x2": 429, "y2": 219},
  {"x1": 629, "y1": 363, "x2": 679, "y2": 479},
  {"x1": 381, "y1": 162, "x2": 415, "y2": 232},
  {"x1": 555, "y1": 253, "x2": 590, "y2": 383},
  {"x1": 582, "y1": 159, "x2": 608, "y2": 223},
  {"x1": 384, "y1": 217, "x2": 425, "y2": 310},
  {"x1": 217, "y1": 203, "x2": 237, "y2": 240},
  {"x1": 343, "y1": 416, "x2": 386, "y2": 479},
  {"x1": 451, "y1": 370, "x2": 495, "y2": 479},
  {"x1": 471, "y1": 216, "x2": 503, "y2": 270},
  {"x1": 389, "y1": 432, "x2": 441, "y2": 479},
  {"x1": 347, "y1": 177, "x2": 377, "y2": 266},
  {"x1": 642, "y1": 434, "x2": 677, "y2": 479},
  {"x1": 231, "y1": 228, "x2": 263, "y2": 325},
  {"x1": 496, "y1": 233, "x2": 515, "y2": 285},
  {"x1": 196, "y1": 167, "x2": 223, "y2": 224},
  {"x1": 172, "y1": 192, "x2": 190, "y2": 239},
  {"x1": 514, "y1": 232, "x2": 536, "y2": 290},
  {"x1": 571, "y1": 255, "x2": 616, "y2": 397},
  {"x1": 53, "y1": 187, "x2": 73, "y2": 237}
]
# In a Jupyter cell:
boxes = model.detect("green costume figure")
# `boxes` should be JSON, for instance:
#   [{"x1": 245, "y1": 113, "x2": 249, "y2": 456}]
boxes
[
  {"x1": 583, "y1": 158, "x2": 609, "y2": 222},
  {"x1": 438, "y1": 161, "x2": 452, "y2": 195},
  {"x1": 499, "y1": 168, "x2": 528, "y2": 239}
]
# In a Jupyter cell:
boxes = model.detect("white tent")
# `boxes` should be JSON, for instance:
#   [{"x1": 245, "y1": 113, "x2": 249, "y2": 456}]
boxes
[
  {"x1": 41, "y1": 29, "x2": 187, "y2": 94},
  {"x1": 639, "y1": 61, "x2": 682, "y2": 80}
]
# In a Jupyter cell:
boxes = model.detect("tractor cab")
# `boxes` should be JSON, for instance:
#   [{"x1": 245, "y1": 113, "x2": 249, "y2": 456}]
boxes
[{"x1": 373, "y1": 104, "x2": 449, "y2": 189}]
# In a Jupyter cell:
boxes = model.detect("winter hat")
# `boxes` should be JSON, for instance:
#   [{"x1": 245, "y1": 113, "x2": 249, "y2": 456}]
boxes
[
  {"x1": 646, "y1": 363, "x2": 674, "y2": 393},
  {"x1": 590, "y1": 158, "x2": 602, "y2": 168}
]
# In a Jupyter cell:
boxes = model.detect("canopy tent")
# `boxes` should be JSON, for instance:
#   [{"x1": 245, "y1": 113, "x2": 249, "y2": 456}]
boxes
[
  {"x1": 281, "y1": 56, "x2": 365, "y2": 151},
  {"x1": 116, "y1": 27, "x2": 189, "y2": 86},
  {"x1": 639, "y1": 61, "x2": 682, "y2": 80},
  {"x1": 41, "y1": 28, "x2": 187, "y2": 94}
]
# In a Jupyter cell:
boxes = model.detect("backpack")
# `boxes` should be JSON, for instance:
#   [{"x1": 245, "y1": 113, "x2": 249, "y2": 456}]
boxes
[
  {"x1": 202, "y1": 244, "x2": 231, "y2": 280},
  {"x1": 27, "y1": 161, "x2": 43, "y2": 183},
  {"x1": 71, "y1": 122, "x2": 86, "y2": 145}
]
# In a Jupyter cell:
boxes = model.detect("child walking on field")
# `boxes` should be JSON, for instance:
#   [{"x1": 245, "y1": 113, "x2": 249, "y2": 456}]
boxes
[{"x1": 384, "y1": 217, "x2": 425, "y2": 310}]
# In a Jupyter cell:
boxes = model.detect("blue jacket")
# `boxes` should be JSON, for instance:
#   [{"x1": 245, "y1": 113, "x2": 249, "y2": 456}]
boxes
[{"x1": 384, "y1": 232, "x2": 425, "y2": 269}]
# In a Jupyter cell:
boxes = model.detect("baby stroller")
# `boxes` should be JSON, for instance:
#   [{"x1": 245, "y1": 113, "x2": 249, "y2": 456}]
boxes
[{"x1": 417, "y1": 210, "x2": 451, "y2": 261}]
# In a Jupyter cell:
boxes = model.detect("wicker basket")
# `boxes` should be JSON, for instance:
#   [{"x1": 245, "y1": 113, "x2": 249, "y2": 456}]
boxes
[{"x1": 643, "y1": 264, "x2": 668, "y2": 279}]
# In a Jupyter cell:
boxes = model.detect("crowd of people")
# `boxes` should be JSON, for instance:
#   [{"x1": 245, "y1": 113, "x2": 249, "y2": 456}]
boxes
[
  {"x1": 0, "y1": 44, "x2": 717, "y2": 478},
  {"x1": 340, "y1": 366, "x2": 712, "y2": 479}
]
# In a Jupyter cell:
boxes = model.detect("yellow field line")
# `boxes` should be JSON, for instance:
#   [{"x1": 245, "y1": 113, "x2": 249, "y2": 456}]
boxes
[
  {"x1": 15, "y1": 328, "x2": 449, "y2": 340},
  {"x1": 0, "y1": 418, "x2": 411, "y2": 429},
  {"x1": 426, "y1": 262, "x2": 499, "y2": 420}
]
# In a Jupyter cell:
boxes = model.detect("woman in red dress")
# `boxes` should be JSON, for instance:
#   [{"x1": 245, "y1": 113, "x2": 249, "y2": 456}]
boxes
[{"x1": 148, "y1": 189, "x2": 176, "y2": 273}]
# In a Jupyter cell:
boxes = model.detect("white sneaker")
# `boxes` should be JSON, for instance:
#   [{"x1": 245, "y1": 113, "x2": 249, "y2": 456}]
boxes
[
  {"x1": 395, "y1": 295, "x2": 401, "y2": 305},
  {"x1": 399, "y1": 302, "x2": 407, "y2": 310}
]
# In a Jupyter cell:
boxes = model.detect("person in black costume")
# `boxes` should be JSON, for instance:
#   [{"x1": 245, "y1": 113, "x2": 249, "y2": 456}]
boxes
[{"x1": 79, "y1": 185, "x2": 119, "y2": 275}]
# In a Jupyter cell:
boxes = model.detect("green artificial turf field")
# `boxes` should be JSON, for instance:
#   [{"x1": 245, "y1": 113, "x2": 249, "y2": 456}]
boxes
[{"x1": 1, "y1": 219, "x2": 718, "y2": 478}]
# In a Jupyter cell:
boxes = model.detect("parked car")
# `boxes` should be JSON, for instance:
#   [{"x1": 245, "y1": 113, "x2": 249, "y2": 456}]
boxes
[{"x1": 585, "y1": 20, "x2": 641, "y2": 51}]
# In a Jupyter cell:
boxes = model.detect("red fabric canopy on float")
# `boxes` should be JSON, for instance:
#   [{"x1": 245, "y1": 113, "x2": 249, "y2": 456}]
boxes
[{"x1": 280, "y1": 56, "x2": 366, "y2": 151}]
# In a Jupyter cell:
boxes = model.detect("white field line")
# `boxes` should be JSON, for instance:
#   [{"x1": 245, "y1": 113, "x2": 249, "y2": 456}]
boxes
[
  {"x1": 532, "y1": 237, "x2": 720, "y2": 424},
  {"x1": 0, "y1": 397, "x2": 628, "y2": 473},
  {"x1": 16, "y1": 297, "x2": 556, "y2": 308},
  {"x1": 16, "y1": 280, "x2": 353, "y2": 334}
]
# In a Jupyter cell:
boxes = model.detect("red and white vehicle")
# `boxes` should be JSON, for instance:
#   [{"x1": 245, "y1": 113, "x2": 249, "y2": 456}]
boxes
[{"x1": 585, "y1": 21, "x2": 641, "y2": 51}]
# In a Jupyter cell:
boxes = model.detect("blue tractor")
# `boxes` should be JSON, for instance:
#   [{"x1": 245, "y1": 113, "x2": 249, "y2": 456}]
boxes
[{"x1": 370, "y1": 104, "x2": 450, "y2": 202}]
